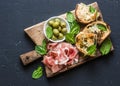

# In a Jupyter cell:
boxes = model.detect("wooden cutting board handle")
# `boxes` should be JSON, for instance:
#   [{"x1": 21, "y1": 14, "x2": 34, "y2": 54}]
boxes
[{"x1": 20, "y1": 50, "x2": 41, "y2": 65}]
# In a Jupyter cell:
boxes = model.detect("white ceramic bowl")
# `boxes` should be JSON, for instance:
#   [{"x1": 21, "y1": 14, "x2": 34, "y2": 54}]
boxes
[{"x1": 43, "y1": 16, "x2": 70, "y2": 42}]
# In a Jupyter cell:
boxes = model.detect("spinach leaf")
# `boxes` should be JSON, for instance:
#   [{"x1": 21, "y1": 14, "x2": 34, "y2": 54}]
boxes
[
  {"x1": 46, "y1": 26, "x2": 53, "y2": 39},
  {"x1": 42, "y1": 39, "x2": 47, "y2": 49},
  {"x1": 89, "y1": 6, "x2": 96, "y2": 13},
  {"x1": 70, "y1": 21, "x2": 80, "y2": 35},
  {"x1": 66, "y1": 12, "x2": 75, "y2": 22},
  {"x1": 87, "y1": 45, "x2": 96, "y2": 55},
  {"x1": 100, "y1": 38, "x2": 112, "y2": 55},
  {"x1": 32, "y1": 66, "x2": 43, "y2": 79},
  {"x1": 66, "y1": 12, "x2": 80, "y2": 44},
  {"x1": 65, "y1": 33, "x2": 75, "y2": 44},
  {"x1": 97, "y1": 24, "x2": 107, "y2": 31},
  {"x1": 35, "y1": 45, "x2": 47, "y2": 55},
  {"x1": 35, "y1": 39, "x2": 47, "y2": 55}
]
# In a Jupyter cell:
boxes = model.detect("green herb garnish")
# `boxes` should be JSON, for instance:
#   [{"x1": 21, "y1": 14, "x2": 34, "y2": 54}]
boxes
[
  {"x1": 100, "y1": 38, "x2": 112, "y2": 55},
  {"x1": 87, "y1": 45, "x2": 96, "y2": 55},
  {"x1": 32, "y1": 66, "x2": 43, "y2": 79},
  {"x1": 65, "y1": 33, "x2": 75, "y2": 44},
  {"x1": 46, "y1": 26, "x2": 53, "y2": 39},
  {"x1": 35, "y1": 39, "x2": 47, "y2": 55},
  {"x1": 65, "y1": 12, "x2": 80, "y2": 44},
  {"x1": 70, "y1": 21, "x2": 80, "y2": 35},
  {"x1": 66, "y1": 12, "x2": 75, "y2": 23},
  {"x1": 42, "y1": 39, "x2": 47, "y2": 49},
  {"x1": 89, "y1": 6, "x2": 96, "y2": 13},
  {"x1": 97, "y1": 24, "x2": 107, "y2": 31}
]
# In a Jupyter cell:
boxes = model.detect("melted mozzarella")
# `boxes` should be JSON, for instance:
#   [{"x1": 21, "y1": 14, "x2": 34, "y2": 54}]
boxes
[
  {"x1": 89, "y1": 24, "x2": 100, "y2": 33},
  {"x1": 78, "y1": 3, "x2": 96, "y2": 21}
]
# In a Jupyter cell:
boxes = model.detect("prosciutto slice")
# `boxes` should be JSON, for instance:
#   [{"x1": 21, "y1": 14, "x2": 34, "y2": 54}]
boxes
[{"x1": 43, "y1": 42, "x2": 79, "y2": 73}]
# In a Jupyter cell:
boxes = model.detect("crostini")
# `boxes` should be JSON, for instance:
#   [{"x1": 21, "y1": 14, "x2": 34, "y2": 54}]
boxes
[
  {"x1": 75, "y1": 3, "x2": 99, "y2": 24},
  {"x1": 83, "y1": 21, "x2": 111, "y2": 45},
  {"x1": 75, "y1": 32, "x2": 97, "y2": 56}
]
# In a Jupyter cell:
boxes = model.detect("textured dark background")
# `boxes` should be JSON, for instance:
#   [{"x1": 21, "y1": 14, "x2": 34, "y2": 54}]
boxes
[{"x1": 0, "y1": 0, "x2": 120, "y2": 86}]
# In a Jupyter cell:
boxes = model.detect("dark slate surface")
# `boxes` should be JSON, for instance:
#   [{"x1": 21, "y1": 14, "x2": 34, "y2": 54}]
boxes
[{"x1": 0, "y1": 0, "x2": 120, "y2": 86}]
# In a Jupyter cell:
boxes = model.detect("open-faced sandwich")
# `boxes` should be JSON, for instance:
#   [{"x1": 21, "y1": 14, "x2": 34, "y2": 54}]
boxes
[
  {"x1": 75, "y1": 32, "x2": 97, "y2": 57},
  {"x1": 75, "y1": 21, "x2": 111, "y2": 57},
  {"x1": 75, "y1": 3, "x2": 100, "y2": 24},
  {"x1": 83, "y1": 21, "x2": 111, "y2": 45}
]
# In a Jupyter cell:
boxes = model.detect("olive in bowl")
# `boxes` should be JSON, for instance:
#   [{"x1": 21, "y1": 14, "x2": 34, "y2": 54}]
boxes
[{"x1": 44, "y1": 16, "x2": 70, "y2": 42}]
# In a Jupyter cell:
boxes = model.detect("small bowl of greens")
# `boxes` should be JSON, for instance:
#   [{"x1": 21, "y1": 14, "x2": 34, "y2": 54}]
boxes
[{"x1": 44, "y1": 16, "x2": 70, "y2": 42}]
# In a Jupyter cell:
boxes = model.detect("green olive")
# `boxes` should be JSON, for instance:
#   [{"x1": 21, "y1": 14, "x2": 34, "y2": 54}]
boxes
[
  {"x1": 60, "y1": 21, "x2": 66, "y2": 28},
  {"x1": 48, "y1": 20, "x2": 54, "y2": 26},
  {"x1": 58, "y1": 33, "x2": 64, "y2": 39},
  {"x1": 52, "y1": 35, "x2": 57, "y2": 40},
  {"x1": 61, "y1": 28, "x2": 67, "y2": 34},
  {"x1": 58, "y1": 26, "x2": 62, "y2": 31},
  {"x1": 52, "y1": 21, "x2": 59, "y2": 28},
  {"x1": 55, "y1": 18, "x2": 60, "y2": 23},
  {"x1": 53, "y1": 29, "x2": 59, "y2": 36}
]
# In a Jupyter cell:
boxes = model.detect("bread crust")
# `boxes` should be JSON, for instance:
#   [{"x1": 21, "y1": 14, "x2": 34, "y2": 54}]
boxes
[
  {"x1": 83, "y1": 21, "x2": 111, "y2": 45},
  {"x1": 75, "y1": 32, "x2": 97, "y2": 56},
  {"x1": 75, "y1": 3, "x2": 97, "y2": 24}
]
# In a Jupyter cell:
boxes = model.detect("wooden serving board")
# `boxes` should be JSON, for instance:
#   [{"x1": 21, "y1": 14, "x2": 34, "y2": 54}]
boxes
[
  {"x1": 20, "y1": 2, "x2": 102, "y2": 65},
  {"x1": 20, "y1": 2, "x2": 114, "y2": 77}
]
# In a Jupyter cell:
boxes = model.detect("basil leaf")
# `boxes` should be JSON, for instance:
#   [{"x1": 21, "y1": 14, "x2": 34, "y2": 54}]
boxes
[
  {"x1": 70, "y1": 21, "x2": 80, "y2": 35},
  {"x1": 66, "y1": 12, "x2": 80, "y2": 44},
  {"x1": 66, "y1": 12, "x2": 75, "y2": 22},
  {"x1": 100, "y1": 38, "x2": 112, "y2": 55},
  {"x1": 97, "y1": 24, "x2": 107, "y2": 31},
  {"x1": 32, "y1": 66, "x2": 43, "y2": 79},
  {"x1": 89, "y1": 6, "x2": 96, "y2": 13},
  {"x1": 87, "y1": 45, "x2": 96, "y2": 55},
  {"x1": 35, "y1": 39, "x2": 47, "y2": 55},
  {"x1": 42, "y1": 39, "x2": 47, "y2": 49},
  {"x1": 46, "y1": 26, "x2": 53, "y2": 39},
  {"x1": 35, "y1": 45, "x2": 47, "y2": 55},
  {"x1": 65, "y1": 33, "x2": 75, "y2": 44}
]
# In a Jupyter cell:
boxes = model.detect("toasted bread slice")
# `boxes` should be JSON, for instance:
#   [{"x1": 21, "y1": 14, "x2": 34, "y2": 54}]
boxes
[
  {"x1": 75, "y1": 3, "x2": 98, "y2": 24},
  {"x1": 75, "y1": 32, "x2": 97, "y2": 56},
  {"x1": 83, "y1": 21, "x2": 111, "y2": 45}
]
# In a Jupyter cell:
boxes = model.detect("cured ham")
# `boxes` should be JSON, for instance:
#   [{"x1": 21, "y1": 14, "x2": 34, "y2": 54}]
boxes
[
  {"x1": 47, "y1": 42, "x2": 58, "y2": 50},
  {"x1": 43, "y1": 42, "x2": 79, "y2": 73}
]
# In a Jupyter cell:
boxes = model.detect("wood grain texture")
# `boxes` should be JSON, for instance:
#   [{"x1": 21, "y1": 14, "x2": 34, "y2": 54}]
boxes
[
  {"x1": 20, "y1": 50, "x2": 41, "y2": 65},
  {"x1": 24, "y1": 22, "x2": 45, "y2": 45}
]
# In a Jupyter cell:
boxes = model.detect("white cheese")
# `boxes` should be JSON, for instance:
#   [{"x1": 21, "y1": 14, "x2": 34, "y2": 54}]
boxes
[
  {"x1": 78, "y1": 3, "x2": 96, "y2": 21},
  {"x1": 89, "y1": 24, "x2": 100, "y2": 33}
]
